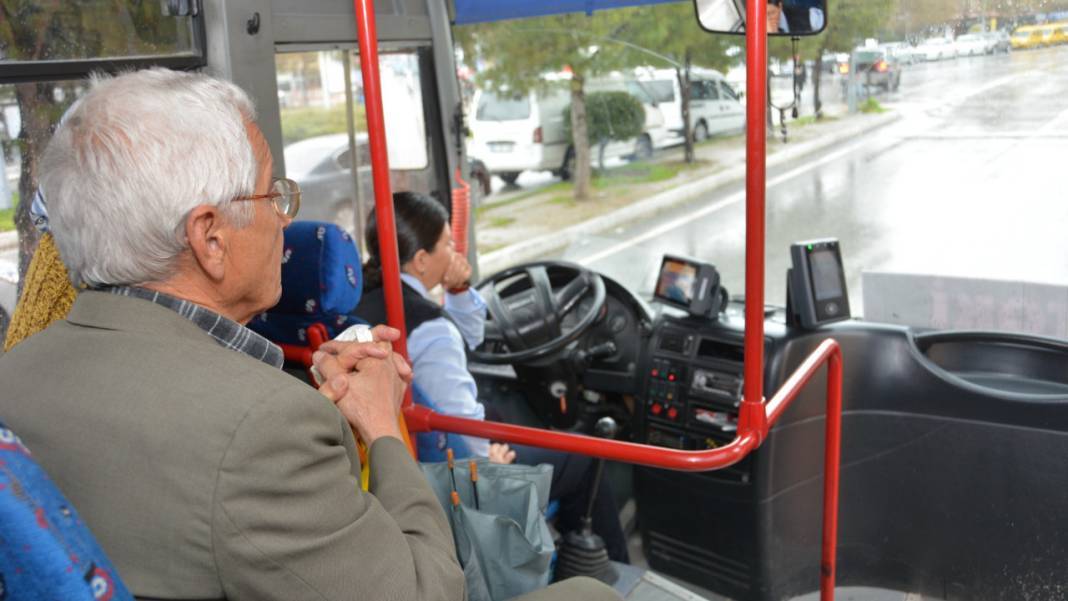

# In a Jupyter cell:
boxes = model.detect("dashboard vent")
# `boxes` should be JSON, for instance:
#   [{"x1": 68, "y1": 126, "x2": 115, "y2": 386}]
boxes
[{"x1": 658, "y1": 333, "x2": 686, "y2": 354}]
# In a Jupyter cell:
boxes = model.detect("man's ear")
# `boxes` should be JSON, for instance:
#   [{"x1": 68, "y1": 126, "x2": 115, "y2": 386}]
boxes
[{"x1": 185, "y1": 205, "x2": 228, "y2": 282}]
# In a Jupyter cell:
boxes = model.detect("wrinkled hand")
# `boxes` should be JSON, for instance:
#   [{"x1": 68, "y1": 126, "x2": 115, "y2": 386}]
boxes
[
  {"x1": 314, "y1": 325, "x2": 411, "y2": 443},
  {"x1": 487, "y1": 442, "x2": 516, "y2": 465},
  {"x1": 442, "y1": 252, "x2": 472, "y2": 291},
  {"x1": 315, "y1": 325, "x2": 413, "y2": 386}
]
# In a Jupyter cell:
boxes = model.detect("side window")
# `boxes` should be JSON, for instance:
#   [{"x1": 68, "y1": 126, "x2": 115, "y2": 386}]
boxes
[
  {"x1": 704, "y1": 81, "x2": 720, "y2": 101},
  {"x1": 720, "y1": 82, "x2": 739, "y2": 102},
  {"x1": 335, "y1": 148, "x2": 352, "y2": 171},
  {"x1": 690, "y1": 81, "x2": 707, "y2": 101},
  {"x1": 275, "y1": 49, "x2": 430, "y2": 237}
]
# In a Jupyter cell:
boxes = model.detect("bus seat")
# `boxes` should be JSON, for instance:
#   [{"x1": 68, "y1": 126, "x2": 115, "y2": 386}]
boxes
[
  {"x1": 411, "y1": 383, "x2": 473, "y2": 462},
  {"x1": 0, "y1": 422, "x2": 133, "y2": 601},
  {"x1": 249, "y1": 221, "x2": 365, "y2": 346},
  {"x1": 249, "y1": 221, "x2": 468, "y2": 463}
]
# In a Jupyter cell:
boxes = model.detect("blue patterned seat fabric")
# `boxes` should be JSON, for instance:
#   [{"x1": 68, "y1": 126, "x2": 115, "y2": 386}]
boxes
[
  {"x1": 0, "y1": 422, "x2": 133, "y2": 601},
  {"x1": 250, "y1": 221, "x2": 470, "y2": 462},
  {"x1": 249, "y1": 221, "x2": 365, "y2": 345}
]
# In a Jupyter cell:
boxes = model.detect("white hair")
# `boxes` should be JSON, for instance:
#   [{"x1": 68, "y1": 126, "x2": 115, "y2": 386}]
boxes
[{"x1": 40, "y1": 68, "x2": 259, "y2": 288}]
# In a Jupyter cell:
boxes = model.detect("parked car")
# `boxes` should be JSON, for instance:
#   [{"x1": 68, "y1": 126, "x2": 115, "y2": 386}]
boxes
[
  {"x1": 879, "y1": 42, "x2": 919, "y2": 65},
  {"x1": 467, "y1": 82, "x2": 665, "y2": 183},
  {"x1": 983, "y1": 30, "x2": 1011, "y2": 53},
  {"x1": 915, "y1": 37, "x2": 957, "y2": 61},
  {"x1": 819, "y1": 51, "x2": 850, "y2": 74},
  {"x1": 1043, "y1": 22, "x2": 1068, "y2": 45},
  {"x1": 1010, "y1": 25, "x2": 1044, "y2": 50},
  {"x1": 284, "y1": 133, "x2": 372, "y2": 230},
  {"x1": 629, "y1": 67, "x2": 745, "y2": 146},
  {"x1": 954, "y1": 33, "x2": 990, "y2": 56},
  {"x1": 852, "y1": 47, "x2": 902, "y2": 91}
]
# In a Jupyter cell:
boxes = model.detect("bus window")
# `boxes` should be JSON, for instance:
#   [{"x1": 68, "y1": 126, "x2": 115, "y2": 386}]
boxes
[
  {"x1": 275, "y1": 49, "x2": 430, "y2": 237},
  {"x1": 0, "y1": 1, "x2": 199, "y2": 65}
]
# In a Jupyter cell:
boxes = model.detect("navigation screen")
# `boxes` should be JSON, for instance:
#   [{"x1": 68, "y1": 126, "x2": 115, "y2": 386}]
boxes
[
  {"x1": 655, "y1": 257, "x2": 698, "y2": 306},
  {"x1": 810, "y1": 248, "x2": 843, "y2": 301}
]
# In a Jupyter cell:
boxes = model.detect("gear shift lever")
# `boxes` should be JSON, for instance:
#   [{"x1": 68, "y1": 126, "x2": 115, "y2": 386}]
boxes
[{"x1": 554, "y1": 417, "x2": 619, "y2": 585}]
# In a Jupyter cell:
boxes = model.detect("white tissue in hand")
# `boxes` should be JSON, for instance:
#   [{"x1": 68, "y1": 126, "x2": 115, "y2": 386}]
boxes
[{"x1": 310, "y1": 325, "x2": 375, "y2": 386}]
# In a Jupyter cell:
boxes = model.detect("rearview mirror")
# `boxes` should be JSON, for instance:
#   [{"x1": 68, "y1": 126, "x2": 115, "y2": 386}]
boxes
[{"x1": 693, "y1": 0, "x2": 827, "y2": 36}]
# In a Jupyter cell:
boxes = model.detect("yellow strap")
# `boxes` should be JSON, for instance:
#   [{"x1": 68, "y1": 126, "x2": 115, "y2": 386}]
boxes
[
  {"x1": 356, "y1": 413, "x2": 414, "y2": 492},
  {"x1": 4, "y1": 233, "x2": 77, "y2": 352}
]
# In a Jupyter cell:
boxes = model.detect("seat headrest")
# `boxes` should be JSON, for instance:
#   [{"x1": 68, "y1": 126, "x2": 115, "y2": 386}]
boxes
[{"x1": 272, "y1": 221, "x2": 363, "y2": 316}]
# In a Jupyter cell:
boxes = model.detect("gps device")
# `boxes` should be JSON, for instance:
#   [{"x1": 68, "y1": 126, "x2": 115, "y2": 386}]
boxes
[
  {"x1": 787, "y1": 239, "x2": 850, "y2": 328},
  {"x1": 653, "y1": 255, "x2": 727, "y2": 318}
]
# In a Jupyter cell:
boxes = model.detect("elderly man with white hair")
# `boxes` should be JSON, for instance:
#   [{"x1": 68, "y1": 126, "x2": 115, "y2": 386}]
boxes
[{"x1": 0, "y1": 68, "x2": 619, "y2": 601}]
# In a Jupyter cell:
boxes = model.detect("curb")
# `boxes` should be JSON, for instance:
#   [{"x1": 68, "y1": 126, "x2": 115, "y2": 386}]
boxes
[
  {"x1": 479, "y1": 111, "x2": 901, "y2": 275},
  {"x1": 0, "y1": 231, "x2": 17, "y2": 254}
]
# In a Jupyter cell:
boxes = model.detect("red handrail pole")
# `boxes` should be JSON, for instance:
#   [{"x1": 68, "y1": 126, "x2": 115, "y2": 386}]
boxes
[
  {"x1": 764, "y1": 339, "x2": 842, "y2": 601},
  {"x1": 821, "y1": 349, "x2": 843, "y2": 601},
  {"x1": 738, "y1": 0, "x2": 769, "y2": 441},
  {"x1": 353, "y1": 0, "x2": 412, "y2": 401}
]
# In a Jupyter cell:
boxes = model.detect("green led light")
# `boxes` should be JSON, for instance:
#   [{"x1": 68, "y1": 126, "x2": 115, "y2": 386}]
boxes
[{"x1": 807, "y1": 244, "x2": 813, "y2": 251}]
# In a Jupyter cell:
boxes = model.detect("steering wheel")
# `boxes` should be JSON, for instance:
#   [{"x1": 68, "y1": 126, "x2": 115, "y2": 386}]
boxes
[{"x1": 470, "y1": 261, "x2": 606, "y2": 365}]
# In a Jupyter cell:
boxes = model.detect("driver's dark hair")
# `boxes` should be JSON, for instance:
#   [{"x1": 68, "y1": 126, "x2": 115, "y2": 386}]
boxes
[{"x1": 362, "y1": 190, "x2": 449, "y2": 292}]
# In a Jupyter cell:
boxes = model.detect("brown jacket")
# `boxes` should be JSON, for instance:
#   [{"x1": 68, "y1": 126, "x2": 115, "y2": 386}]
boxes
[{"x1": 0, "y1": 291, "x2": 464, "y2": 601}]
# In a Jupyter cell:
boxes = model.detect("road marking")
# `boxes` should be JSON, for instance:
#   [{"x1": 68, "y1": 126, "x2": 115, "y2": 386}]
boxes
[{"x1": 577, "y1": 138, "x2": 873, "y2": 266}]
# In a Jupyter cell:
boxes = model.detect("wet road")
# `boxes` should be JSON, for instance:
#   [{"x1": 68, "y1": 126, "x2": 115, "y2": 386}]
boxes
[{"x1": 556, "y1": 46, "x2": 1068, "y2": 312}]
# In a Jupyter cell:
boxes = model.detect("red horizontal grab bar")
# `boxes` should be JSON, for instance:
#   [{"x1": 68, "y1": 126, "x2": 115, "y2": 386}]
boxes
[{"x1": 404, "y1": 403, "x2": 759, "y2": 471}]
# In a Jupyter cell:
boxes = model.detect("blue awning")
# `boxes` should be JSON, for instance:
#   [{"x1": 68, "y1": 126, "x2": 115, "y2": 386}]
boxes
[{"x1": 454, "y1": 0, "x2": 684, "y2": 25}]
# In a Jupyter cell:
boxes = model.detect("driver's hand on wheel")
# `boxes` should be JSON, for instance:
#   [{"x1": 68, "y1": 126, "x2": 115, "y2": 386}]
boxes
[
  {"x1": 443, "y1": 252, "x2": 472, "y2": 292},
  {"x1": 488, "y1": 442, "x2": 517, "y2": 464}
]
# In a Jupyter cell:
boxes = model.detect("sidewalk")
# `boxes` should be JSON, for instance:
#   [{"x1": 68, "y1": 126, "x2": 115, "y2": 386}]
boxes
[{"x1": 475, "y1": 109, "x2": 900, "y2": 275}]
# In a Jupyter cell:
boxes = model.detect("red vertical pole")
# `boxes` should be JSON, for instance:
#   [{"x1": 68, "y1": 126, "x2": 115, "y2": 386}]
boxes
[
  {"x1": 353, "y1": 0, "x2": 416, "y2": 458},
  {"x1": 352, "y1": 0, "x2": 409, "y2": 367},
  {"x1": 821, "y1": 352, "x2": 843, "y2": 600},
  {"x1": 738, "y1": 0, "x2": 769, "y2": 440}
]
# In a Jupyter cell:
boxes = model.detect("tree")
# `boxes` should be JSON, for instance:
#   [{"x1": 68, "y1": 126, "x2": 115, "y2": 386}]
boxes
[
  {"x1": 563, "y1": 90, "x2": 645, "y2": 169},
  {"x1": 620, "y1": 3, "x2": 735, "y2": 163},
  {"x1": 455, "y1": 10, "x2": 641, "y2": 200}
]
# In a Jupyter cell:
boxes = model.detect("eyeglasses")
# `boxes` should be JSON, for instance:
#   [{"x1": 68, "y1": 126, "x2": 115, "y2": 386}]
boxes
[{"x1": 233, "y1": 177, "x2": 301, "y2": 219}]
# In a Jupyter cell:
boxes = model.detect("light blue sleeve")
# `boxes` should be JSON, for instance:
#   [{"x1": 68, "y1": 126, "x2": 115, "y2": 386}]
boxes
[
  {"x1": 408, "y1": 317, "x2": 490, "y2": 457},
  {"x1": 443, "y1": 288, "x2": 487, "y2": 350}
]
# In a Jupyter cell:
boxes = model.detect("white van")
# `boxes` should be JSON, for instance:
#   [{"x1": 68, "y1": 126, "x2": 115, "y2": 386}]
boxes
[
  {"x1": 630, "y1": 67, "x2": 745, "y2": 147},
  {"x1": 467, "y1": 82, "x2": 665, "y2": 184}
]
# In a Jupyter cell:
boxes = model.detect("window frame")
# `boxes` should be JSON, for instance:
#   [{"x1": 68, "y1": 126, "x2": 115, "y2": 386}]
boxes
[{"x1": 0, "y1": 11, "x2": 207, "y2": 85}]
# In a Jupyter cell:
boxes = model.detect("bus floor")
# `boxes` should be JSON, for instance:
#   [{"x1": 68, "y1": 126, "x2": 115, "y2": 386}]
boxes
[{"x1": 619, "y1": 503, "x2": 931, "y2": 601}]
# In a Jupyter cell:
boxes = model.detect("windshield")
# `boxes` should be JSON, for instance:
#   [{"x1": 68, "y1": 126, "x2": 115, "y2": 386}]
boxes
[
  {"x1": 476, "y1": 91, "x2": 532, "y2": 121},
  {"x1": 458, "y1": 1, "x2": 1068, "y2": 338}
]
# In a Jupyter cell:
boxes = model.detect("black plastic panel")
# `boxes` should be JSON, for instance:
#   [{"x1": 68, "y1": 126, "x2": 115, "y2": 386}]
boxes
[{"x1": 635, "y1": 317, "x2": 1068, "y2": 601}]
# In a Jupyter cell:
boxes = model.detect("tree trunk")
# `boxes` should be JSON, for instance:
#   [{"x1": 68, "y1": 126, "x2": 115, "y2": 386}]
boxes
[
  {"x1": 813, "y1": 54, "x2": 823, "y2": 118},
  {"x1": 676, "y1": 50, "x2": 695, "y2": 164},
  {"x1": 569, "y1": 75, "x2": 592, "y2": 200},
  {"x1": 14, "y1": 82, "x2": 55, "y2": 296},
  {"x1": 814, "y1": 42, "x2": 828, "y2": 119}
]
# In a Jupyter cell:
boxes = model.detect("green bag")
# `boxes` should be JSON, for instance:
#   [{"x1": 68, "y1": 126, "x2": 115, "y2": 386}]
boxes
[{"x1": 422, "y1": 459, "x2": 555, "y2": 601}]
